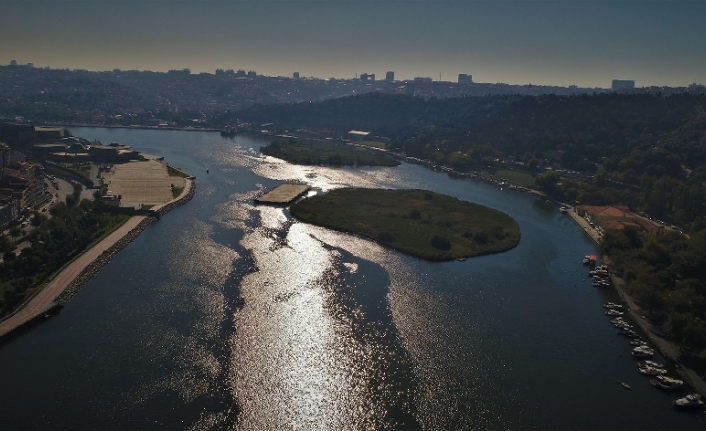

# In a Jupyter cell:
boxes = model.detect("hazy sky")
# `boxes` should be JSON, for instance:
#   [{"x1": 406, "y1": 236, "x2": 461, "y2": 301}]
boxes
[{"x1": 2, "y1": 0, "x2": 705, "y2": 88}]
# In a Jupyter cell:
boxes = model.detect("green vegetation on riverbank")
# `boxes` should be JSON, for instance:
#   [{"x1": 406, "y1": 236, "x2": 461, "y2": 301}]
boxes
[
  {"x1": 0, "y1": 196, "x2": 131, "y2": 319},
  {"x1": 261, "y1": 138, "x2": 400, "y2": 167},
  {"x1": 481, "y1": 169, "x2": 536, "y2": 187},
  {"x1": 167, "y1": 165, "x2": 190, "y2": 178},
  {"x1": 290, "y1": 188, "x2": 520, "y2": 261},
  {"x1": 241, "y1": 92, "x2": 706, "y2": 232},
  {"x1": 601, "y1": 227, "x2": 706, "y2": 364}
]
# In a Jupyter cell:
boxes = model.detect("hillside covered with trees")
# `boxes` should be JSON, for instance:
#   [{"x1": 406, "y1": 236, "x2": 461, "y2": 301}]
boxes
[
  {"x1": 239, "y1": 92, "x2": 706, "y2": 231},
  {"x1": 240, "y1": 91, "x2": 706, "y2": 357}
]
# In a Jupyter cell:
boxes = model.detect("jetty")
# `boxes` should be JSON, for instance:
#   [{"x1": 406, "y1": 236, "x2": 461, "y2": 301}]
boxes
[{"x1": 255, "y1": 184, "x2": 310, "y2": 205}]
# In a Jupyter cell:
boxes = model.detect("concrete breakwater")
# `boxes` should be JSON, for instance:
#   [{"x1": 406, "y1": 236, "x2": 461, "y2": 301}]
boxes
[{"x1": 56, "y1": 180, "x2": 195, "y2": 305}]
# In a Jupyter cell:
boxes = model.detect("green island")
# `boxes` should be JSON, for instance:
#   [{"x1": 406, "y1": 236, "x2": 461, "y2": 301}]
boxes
[
  {"x1": 260, "y1": 138, "x2": 400, "y2": 167},
  {"x1": 290, "y1": 188, "x2": 520, "y2": 261}
]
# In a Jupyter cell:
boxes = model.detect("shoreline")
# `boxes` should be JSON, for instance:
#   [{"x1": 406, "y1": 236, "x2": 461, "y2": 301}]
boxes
[
  {"x1": 56, "y1": 178, "x2": 196, "y2": 305},
  {"x1": 53, "y1": 123, "x2": 222, "y2": 133},
  {"x1": 0, "y1": 178, "x2": 196, "y2": 343},
  {"x1": 565, "y1": 205, "x2": 706, "y2": 397}
]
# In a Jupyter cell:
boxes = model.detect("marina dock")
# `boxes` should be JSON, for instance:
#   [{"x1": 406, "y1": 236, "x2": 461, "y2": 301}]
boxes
[{"x1": 255, "y1": 184, "x2": 311, "y2": 205}]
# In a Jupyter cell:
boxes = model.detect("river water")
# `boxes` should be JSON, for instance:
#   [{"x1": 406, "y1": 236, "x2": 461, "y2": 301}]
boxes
[{"x1": 0, "y1": 128, "x2": 702, "y2": 430}]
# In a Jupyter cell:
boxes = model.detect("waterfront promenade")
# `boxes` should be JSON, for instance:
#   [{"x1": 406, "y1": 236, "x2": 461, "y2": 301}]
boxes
[
  {"x1": 0, "y1": 177, "x2": 195, "y2": 341},
  {"x1": 0, "y1": 216, "x2": 146, "y2": 338}
]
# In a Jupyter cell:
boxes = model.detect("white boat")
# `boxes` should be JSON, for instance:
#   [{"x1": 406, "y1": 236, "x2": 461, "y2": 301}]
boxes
[
  {"x1": 673, "y1": 394, "x2": 705, "y2": 410},
  {"x1": 605, "y1": 309, "x2": 624, "y2": 316},
  {"x1": 640, "y1": 360, "x2": 663, "y2": 368},
  {"x1": 629, "y1": 339, "x2": 647, "y2": 346},
  {"x1": 638, "y1": 365, "x2": 667, "y2": 376},
  {"x1": 604, "y1": 302, "x2": 622, "y2": 309},
  {"x1": 631, "y1": 346, "x2": 654, "y2": 357},
  {"x1": 650, "y1": 375, "x2": 683, "y2": 389},
  {"x1": 620, "y1": 381, "x2": 631, "y2": 390},
  {"x1": 559, "y1": 206, "x2": 568, "y2": 213}
]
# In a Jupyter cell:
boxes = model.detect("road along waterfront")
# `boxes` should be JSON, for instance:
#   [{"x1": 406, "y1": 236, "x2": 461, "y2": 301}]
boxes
[
  {"x1": 0, "y1": 178, "x2": 195, "y2": 342},
  {"x1": 0, "y1": 128, "x2": 702, "y2": 430}
]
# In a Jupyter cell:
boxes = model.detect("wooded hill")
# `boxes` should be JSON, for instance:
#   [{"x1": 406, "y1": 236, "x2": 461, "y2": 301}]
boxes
[
  {"x1": 243, "y1": 92, "x2": 706, "y2": 358},
  {"x1": 239, "y1": 92, "x2": 706, "y2": 230}
]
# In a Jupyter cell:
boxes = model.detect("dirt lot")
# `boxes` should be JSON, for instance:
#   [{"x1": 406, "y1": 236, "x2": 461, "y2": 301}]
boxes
[{"x1": 102, "y1": 160, "x2": 185, "y2": 208}]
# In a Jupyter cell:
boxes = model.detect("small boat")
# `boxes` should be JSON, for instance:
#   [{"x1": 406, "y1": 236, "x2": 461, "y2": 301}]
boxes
[
  {"x1": 650, "y1": 375, "x2": 683, "y2": 390},
  {"x1": 629, "y1": 339, "x2": 647, "y2": 346},
  {"x1": 673, "y1": 394, "x2": 705, "y2": 410},
  {"x1": 639, "y1": 360, "x2": 663, "y2": 368},
  {"x1": 639, "y1": 365, "x2": 667, "y2": 376},
  {"x1": 631, "y1": 346, "x2": 654, "y2": 357},
  {"x1": 605, "y1": 309, "x2": 624, "y2": 316},
  {"x1": 604, "y1": 302, "x2": 622, "y2": 309},
  {"x1": 620, "y1": 381, "x2": 631, "y2": 390},
  {"x1": 559, "y1": 206, "x2": 567, "y2": 213},
  {"x1": 206, "y1": 169, "x2": 209, "y2": 174}
]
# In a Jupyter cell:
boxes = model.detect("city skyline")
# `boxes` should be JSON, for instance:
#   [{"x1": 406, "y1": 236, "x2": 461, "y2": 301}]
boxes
[{"x1": 2, "y1": 1, "x2": 705, "y2": 88}]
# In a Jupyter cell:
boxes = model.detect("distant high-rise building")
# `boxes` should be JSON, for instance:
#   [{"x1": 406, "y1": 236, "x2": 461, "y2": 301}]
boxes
[
  {"x1": 458, "y1": 73, "x2": 473, "y2": 84},
  {"x1": 688, "y1": 83, "x2": 706, "y2": 93},
  {"x1": 360, "y1": 73, "x2": 375, "y2": 82},
  {"x1": 612, "y1": 79, "x2": 635, "y2": 90},
  {"x1": 293, "y1": 72, "x2": 300, "y2": 79},
  {"x1": 385, "y1": 71, "x2": 394, "y2": 81}
]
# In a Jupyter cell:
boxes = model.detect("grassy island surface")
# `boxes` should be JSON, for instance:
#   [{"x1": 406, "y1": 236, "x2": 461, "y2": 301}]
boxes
[
  {"x1": 290, "y1": 188, "x2": 520, "y2": 261},
  {"x1": 261, "y1": 139, "x2": 400, "y2": 167}
]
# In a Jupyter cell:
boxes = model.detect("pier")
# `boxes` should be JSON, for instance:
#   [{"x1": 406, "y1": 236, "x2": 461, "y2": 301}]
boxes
[{"x1": 255, "y1": 184, "x2": 310, "y2": 205}]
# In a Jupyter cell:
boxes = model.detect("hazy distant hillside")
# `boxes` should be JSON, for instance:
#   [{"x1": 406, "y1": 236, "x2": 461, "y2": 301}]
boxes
[{"x1": 239, "y1": 92, "x2": 706, "y2": 168}]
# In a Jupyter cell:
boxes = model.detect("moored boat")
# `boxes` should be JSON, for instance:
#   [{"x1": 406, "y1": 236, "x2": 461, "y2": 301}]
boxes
[
  {"x1": 617, "y1": 328, "x2": 636, "y2": 337},
  {"x1": 629, "y1": 339, "x2": 647, "y2": 346},
  {"x1": 638, "y1": 365, "x2": 667, "y2": 376},
  {"x1": 650, "y1": 375, "x2": 683, "y2": 389},
  {"x1": 673, "y1": 394, "x2": 705, "y2": 410},
  {"x1": 639, "y1": 360, "x2": 663, "y2": 368},
  {"x1": 631, "y1": 346, "x2": 654, "y2": 357}
]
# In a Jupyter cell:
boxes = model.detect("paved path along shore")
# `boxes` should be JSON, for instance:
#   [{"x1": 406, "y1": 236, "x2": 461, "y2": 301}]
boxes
[
  {"x1": 0, "y1": 178, "x2": 195, "y2": 341},
  {"x1": 0, "y1": 216, "x2": 146, "y2": 338}
]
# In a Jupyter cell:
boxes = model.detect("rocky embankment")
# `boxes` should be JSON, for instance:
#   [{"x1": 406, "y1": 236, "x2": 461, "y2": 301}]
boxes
[{"x1": 56, "y1": 180, "x2": 196, "y2": 305}]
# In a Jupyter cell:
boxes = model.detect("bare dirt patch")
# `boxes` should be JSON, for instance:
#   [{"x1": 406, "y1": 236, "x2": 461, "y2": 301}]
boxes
[{"x1": 102, "y1": 160, "x2": 185, "y2": 208}]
